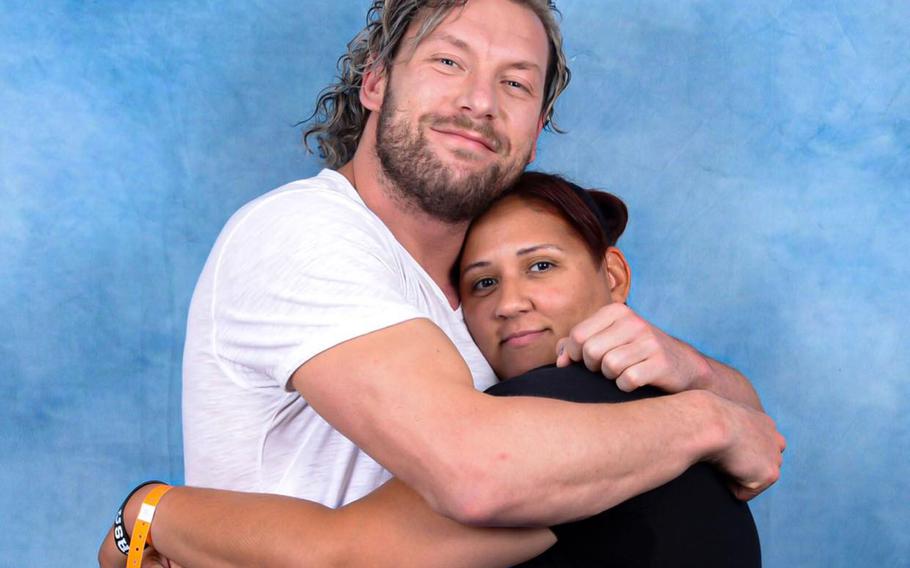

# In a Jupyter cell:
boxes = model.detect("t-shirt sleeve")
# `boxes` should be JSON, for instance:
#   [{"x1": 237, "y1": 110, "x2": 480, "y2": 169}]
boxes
[{"x1": 210, "y1": 190, "x2": 427, "y2": 389}]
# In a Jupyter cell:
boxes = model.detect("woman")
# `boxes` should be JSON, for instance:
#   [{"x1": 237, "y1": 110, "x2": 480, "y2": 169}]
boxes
[{"x1": 100, "y1": 172, "x2": 760, "y2": 567}]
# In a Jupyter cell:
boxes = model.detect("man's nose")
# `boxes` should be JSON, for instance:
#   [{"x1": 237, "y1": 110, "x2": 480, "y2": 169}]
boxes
[
  {"x1": 455, "y1": 70, "x2": 498, "y2": 120},
  {"x1": 494, "y1": 279, "x2": 531, "y2": 318}
]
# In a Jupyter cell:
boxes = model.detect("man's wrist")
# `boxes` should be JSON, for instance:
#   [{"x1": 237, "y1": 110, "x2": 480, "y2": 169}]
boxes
[
  {"x1": 687, "y1": 345, "x2": 716, "y2": 392},
  {"x1": 123, "y1": 483, "x2": 168, "y2": 537},
  {"x1": 675, "y1": 389, "x2": 731, "y2": 462}
]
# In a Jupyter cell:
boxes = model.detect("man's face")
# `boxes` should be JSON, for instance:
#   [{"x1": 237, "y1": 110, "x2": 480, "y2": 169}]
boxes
[{"x1": 374, "y1": 0, "x2": 550, "y2": 223}]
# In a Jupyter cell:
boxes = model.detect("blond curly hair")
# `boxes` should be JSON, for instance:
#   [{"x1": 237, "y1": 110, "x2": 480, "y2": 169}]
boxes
[{"x1": 303, "y1": 0, "x2": 571, "y2": 168}]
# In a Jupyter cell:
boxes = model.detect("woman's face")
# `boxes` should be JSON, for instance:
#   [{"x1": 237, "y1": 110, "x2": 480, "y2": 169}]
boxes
[{"x1": 460, "y1": 195, "x2": 628, "y2": 379}]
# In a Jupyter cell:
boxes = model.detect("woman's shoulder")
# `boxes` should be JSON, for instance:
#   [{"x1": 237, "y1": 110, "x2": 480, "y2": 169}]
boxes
[{"x1": 484, "y1": 363, "x2": 663, "y2": 404}]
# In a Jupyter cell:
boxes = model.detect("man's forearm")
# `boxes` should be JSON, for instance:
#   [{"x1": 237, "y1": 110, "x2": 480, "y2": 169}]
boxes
[
  {"x1": 100, "y1": 482, "x2": 554, "y2": 568},
  {"x1": 696, "y1": 355, "x2": 763, "y2": 411},
  {"x1": 445, "y1": 389, "x2": 729, "y2": 526},
  {"x1": 100, "y1": 486, "x2": 341, "y2": 568},
  {"x1": 455, "y1": 380, "x2": 784, "y2": 526}
]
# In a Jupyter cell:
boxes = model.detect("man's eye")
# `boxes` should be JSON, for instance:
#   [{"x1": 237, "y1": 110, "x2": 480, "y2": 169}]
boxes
[
  {"x1": 438, "y1": 58, "x2": 458, "y2": 67},
  {"x1": 505, "y1": 80, "x2": 529, "y2": 92},
  {"x1": 530, "y1": 261, "x2": 553, "y2": 272}
]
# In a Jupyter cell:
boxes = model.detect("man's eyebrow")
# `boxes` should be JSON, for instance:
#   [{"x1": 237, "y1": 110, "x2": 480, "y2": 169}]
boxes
[
  {"x1": 424, "y1": 33, "x2": 544, "y2": 75},
  {"x1": 507, "y1": 60, "x2": 544, "y2": 75},
  {"x1": 425, "y1": 32, "x2": 471, "y2": 52}
]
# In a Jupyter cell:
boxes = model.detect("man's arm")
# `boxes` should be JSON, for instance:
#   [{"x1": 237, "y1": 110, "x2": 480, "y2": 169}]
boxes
[
  {"x1": 555, "y1": 304, "x2": 763, "y2": 410},
  {"x1": 294, "y1": 318, "x2": 784, "y2": 526},
  {"x1": 99, "y1": 481, "x2": 554, "y2": 568},
  {"x1": 698, "y1": 357, "x2": 763, "y2": 410}
]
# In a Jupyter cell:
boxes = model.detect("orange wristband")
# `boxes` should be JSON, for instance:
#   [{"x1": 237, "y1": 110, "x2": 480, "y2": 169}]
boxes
[{"x1": 126, "y1": 484, "x2": 173, "y2": 567}]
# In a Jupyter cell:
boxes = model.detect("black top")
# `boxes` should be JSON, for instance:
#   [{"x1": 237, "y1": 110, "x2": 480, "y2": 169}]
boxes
[{"x1": 485, "y1": 364, "x2": 761, "y2": 568}]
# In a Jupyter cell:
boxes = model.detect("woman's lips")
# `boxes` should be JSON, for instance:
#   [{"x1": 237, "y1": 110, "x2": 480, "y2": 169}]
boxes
[{"x1": 501, "y1": 329, "x2": 547, "y2": 347}]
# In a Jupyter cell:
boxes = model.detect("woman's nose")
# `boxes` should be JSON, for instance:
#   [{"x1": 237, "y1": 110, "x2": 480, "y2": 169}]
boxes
[{"x1": 494, "y1": 279, "x2": 532, "y2": 318}]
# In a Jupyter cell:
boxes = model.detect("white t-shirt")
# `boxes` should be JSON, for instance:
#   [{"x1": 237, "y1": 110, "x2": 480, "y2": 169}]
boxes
[{"x1": 182, "y1": 169, "x2": 497, "y2": 507}]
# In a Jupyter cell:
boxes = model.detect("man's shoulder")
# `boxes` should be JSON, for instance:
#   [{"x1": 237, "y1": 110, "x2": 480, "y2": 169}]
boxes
[
  {"x1": 234, "y1": 169, "x2": 369, "y2": 226},
  {"x1": 215, "y1": 169, "x2": 389, "y2": 251},
  {"x1": 205, "y1": 169, "x2": 399, "y2": 279}
]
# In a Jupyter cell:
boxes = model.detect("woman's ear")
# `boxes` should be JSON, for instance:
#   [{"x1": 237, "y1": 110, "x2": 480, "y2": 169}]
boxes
[
  {"x1": 360, "y1": 60, "x2": 388, "y2": 112},
  {"x1": 603, "y1": 247, "x2": 631, "y2": 303}
]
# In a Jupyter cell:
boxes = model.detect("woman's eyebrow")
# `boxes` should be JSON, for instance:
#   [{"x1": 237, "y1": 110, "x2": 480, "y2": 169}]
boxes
[
  {"x1": 461, "y1": 245, "x2": 564, "y2": 277},
  {"x1": 516, "y1": 244, "x2": 564, "y2": 256},
  {"x1": 461, "y1": 260, "x2": 490, "y2": 276}
]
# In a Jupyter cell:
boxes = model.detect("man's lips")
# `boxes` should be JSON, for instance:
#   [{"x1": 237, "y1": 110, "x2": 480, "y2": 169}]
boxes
[
  {"x1": 431, "y1": 127, "x2": 498, "y2": 153},
  {"x1": 500, "y1": 329, "x2": 548, "y2": 347}
]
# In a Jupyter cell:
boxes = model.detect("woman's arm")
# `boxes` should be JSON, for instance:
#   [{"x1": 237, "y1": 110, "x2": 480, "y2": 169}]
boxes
[{"x1": 100, "y1": 480, "x2": 555, "y2": 568}]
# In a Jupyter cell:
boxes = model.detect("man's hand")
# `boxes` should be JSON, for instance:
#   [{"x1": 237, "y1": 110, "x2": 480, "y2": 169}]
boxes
[
  {"x1": 99, "y1": 524, "x2": 178, "y2": 568},
  {"x1": 555, "y1": 304, "x2": 764, "y2": 410},
  {"x1": 700, "y1": 391, "x2": 786, "y2": 500},
  {"x1": 556, "y1": 303, "x2": 713, "y2": 393}
]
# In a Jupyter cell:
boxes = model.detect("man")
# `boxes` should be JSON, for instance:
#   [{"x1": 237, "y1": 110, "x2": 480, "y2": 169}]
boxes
[{"x1": 182, "y1": 0, "x2": 783, "y2": 528}]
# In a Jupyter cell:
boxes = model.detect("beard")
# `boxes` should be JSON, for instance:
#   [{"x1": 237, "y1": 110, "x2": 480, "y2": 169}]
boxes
[{"x1": 375, "y1": 89, "x2": 530, "y2": 224}]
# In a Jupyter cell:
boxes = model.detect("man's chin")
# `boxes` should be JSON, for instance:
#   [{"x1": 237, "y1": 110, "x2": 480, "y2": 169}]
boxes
[
  {"x1": 432, "y1": 147, "x2": 499, "y2": 174},
  {"x1": 428, "y1": 161, "x2": 499, "y2": 190}
]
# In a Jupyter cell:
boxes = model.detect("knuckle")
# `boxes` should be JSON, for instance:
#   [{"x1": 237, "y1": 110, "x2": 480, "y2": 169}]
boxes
[
  {"x1": 769, "y1": 467, "x2": 781, "y2": 485},
  {"x1": 602, "y1": 352, "x2": 623, "y2": 374},
  {"x1": 601, "y1": 361, "x2": 618, "y2": 379},
  {"x1": 641, "y1": 334, "x2": 658, "y2": 349},
  {"x1": 569, "y1": 328, "x2": 587, "y2": 346},
  {"x1": 582, "y1": 347, "x2": 600, "y2": 371},
  {"x1": 622, "y1": 369, "x2": 643, "y2": 389},
  {"x1": 581, "y1": 342, "x2": 599, "y2": 362}
]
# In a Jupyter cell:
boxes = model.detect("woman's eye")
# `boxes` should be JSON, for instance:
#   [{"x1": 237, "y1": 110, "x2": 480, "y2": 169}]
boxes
[
  {"x1": 438, "y1": 58, "x2": 458, "y2": 68},
  {"x1": 530, "y1": 261, "x2": 553, "y2": 272},
  {"x1": 473, "y1": 277, "x2": 497, "y2": 291}
]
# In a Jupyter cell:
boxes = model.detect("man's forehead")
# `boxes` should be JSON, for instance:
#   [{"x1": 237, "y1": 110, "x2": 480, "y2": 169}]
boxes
[{"x1": 402, "y1": 0, "x2": 549, "y2": 64}]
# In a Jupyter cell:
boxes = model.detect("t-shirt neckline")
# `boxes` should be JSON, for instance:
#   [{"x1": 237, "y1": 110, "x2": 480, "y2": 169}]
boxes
[{"x1": 318, "y1": 169, "x2": 464, "y2": 315}]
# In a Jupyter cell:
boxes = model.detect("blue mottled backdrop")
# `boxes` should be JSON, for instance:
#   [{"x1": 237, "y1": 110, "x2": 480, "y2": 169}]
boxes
[{"x1": 1, "y1": 1, "x2": 907, "y2": 565}]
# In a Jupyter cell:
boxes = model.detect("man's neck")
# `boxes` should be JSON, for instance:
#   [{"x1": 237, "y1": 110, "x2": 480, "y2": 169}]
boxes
[{"x1": 337, "y1": 160, "x2": 468, "y2": 309}]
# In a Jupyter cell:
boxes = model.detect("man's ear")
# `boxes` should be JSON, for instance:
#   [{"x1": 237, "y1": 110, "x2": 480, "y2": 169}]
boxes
[
  {"x1": 360, "y1": 61, "x2": 388, "y2": 112},
  {"x1": 602, "y1": 247, "x2": 631, "y2": 303}
]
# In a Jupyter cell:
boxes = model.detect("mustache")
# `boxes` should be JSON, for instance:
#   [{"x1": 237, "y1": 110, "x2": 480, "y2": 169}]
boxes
[{"x1": 423, "y1": 114, "x2": 507, "y2": 154}]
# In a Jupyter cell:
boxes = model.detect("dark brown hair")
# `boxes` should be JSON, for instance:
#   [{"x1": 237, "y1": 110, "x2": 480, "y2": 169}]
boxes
[
  {"x1": 452, "y1": 171, "x2": 628, "y2": 285},
  {"x1": 498, "y1": 171, "x2": 628, "y2": 261}
]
